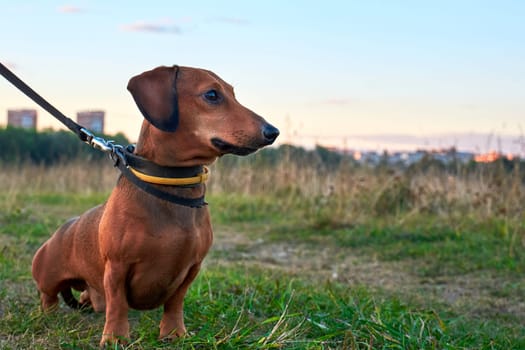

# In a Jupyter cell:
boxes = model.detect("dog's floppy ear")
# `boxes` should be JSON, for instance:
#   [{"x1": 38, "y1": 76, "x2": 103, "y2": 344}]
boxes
[{"x1": 127, "y1": 65, "x2": 180, "y2": 132}]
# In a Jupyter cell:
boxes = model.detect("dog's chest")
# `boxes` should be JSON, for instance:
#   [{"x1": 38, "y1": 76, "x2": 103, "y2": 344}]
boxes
[{"x1": 125, "y1": 224, "x2": 212, "y2": 309}]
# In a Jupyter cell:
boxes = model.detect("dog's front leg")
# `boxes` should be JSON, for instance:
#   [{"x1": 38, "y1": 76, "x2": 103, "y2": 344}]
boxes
[
  {"x1": 159, "y1": 264, "x2": 201, "y2": 340},
  {"x1": 100, "y1": 261, "x2": 130, "y2": 347}
]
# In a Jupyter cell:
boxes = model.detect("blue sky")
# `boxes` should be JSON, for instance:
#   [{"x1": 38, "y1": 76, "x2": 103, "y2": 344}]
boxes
[{"x1": 1, "y1": 1, "x2": 524, "y2": 154}]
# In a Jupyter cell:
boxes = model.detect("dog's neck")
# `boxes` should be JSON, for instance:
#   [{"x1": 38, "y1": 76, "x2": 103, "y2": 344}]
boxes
[{"x1": 134, "y1": 122, "x2": 218, "y2": 168}]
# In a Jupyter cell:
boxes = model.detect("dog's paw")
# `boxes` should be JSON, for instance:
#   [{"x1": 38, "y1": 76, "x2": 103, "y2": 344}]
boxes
[
  {"x1": 99, "y1": 334, "x2": 130, "y2": 348},
  {"x1": 39, "y1": 292, "x2": 59, "y2": 312},
  {"x1": 159, "y1": 326, "x2": 187, "y2": 342}
]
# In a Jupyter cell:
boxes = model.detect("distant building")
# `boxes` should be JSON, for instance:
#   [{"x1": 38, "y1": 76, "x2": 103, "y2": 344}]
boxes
[
  {"x1": 7, "y1": 109, "x2": 37, "y2": 129},
  {"x1": 474, "y1": 151, "x2": 501, "y2": 163},
  {"x1": 77, "y1": 110, "x2": 105, "y2": 134}
]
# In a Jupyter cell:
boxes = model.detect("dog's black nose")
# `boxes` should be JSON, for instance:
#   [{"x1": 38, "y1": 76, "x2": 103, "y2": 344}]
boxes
[{"x1": 262, "y1": 124, "x2": 280, "y2": 143}]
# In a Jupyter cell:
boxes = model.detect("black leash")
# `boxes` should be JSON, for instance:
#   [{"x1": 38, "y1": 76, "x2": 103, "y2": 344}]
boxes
[
  {"x1": 0, "y1": 62, "x2": 113, "y2": 152},
  {"x1": 0, "y1": 62, "x2": 205, "y2": 208},
  {"x1": 0, "y1": 62, "x2": 87, "y2": 141}
]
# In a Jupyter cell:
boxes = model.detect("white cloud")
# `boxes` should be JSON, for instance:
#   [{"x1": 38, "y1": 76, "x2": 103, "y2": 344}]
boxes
[
  {"x1": 57, "y1": 5, "x2": 85, "y2": 14},
  {"x1": 121, "y1": 20, "x2": 182, "y2": 34}
]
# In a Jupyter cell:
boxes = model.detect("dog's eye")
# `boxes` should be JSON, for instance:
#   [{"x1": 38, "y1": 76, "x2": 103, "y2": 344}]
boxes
[{"x1": 203, "y1": 90, "x2": 221, "y2": 104}]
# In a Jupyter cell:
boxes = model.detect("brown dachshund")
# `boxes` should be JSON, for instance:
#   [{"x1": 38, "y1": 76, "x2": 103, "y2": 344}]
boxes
[{"x1": 31, "y1": 65, "x2": 279, "y2": 346}]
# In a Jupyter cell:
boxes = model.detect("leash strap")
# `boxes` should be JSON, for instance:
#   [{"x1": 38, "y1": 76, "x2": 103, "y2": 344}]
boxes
[
  {"x1": 0, "y1": 62, "x2": 206, "y2": 208},
  {"x1": 0, "y1": 62, "x2": 87, "y2": 141}
]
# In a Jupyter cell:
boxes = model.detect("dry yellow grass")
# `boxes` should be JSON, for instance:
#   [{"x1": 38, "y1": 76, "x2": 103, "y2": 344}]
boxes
[
  {"x1": 0, "y1": 161, "x2": 118, "y2": 194},
  {"x1": 1, "y1": 156, "x2": 523, "y2": 241}
]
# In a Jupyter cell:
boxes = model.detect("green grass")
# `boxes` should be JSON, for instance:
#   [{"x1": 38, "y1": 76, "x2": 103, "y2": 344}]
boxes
[
  {"x1": 2, "y1": 259, "x2": 523, "y2": 349},
  {"x1": 1, "y1": 167, "x2": 525, "y2": 348},
  {"x1": 209, "y1": 194, "x2": 525, "y2": 276}
]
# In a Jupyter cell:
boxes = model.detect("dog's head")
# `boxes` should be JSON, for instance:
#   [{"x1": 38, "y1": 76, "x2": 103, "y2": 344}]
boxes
[{"x1": 128, "y1": 65, "x2": 279, "y2": 166}]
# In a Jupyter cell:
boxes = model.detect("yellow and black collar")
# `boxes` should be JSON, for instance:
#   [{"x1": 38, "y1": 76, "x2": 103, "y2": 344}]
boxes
[
  {"x1": 129, "y1": 166, "x2": 209, "y2": 186},
  {"x1": 124, "y1": 145, "x2": 209, "y2": 187},
  {"x1": 115, "y1": 146, "x2": 208, "y2": 208}
]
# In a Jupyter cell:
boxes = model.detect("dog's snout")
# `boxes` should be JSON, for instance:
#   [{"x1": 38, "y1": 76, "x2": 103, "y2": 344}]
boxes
[{"x1": 262, "y1": 124, "x2": 280, "y2": 144}]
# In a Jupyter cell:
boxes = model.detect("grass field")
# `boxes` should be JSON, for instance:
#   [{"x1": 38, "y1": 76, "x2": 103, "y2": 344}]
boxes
[{"x1": 1, "y1": 154, "x2": 524, "y2": 349}]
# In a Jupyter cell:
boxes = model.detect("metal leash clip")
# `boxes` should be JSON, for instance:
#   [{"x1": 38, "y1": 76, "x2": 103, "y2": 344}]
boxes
[
  {"x1": 109, "y1": 144, "x2": 126, "y2": 167},
  {"x1": 80, "y1": 128, "x2": 127, "y2": 167},
  {"x1": 80, "y1": 128, "x2": 115, "y2": 153}
]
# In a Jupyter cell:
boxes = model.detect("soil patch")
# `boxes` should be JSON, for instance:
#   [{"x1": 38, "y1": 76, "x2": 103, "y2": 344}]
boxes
[{"x1": 210, "y1": 228, "x2": 525, "y2": 322}]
